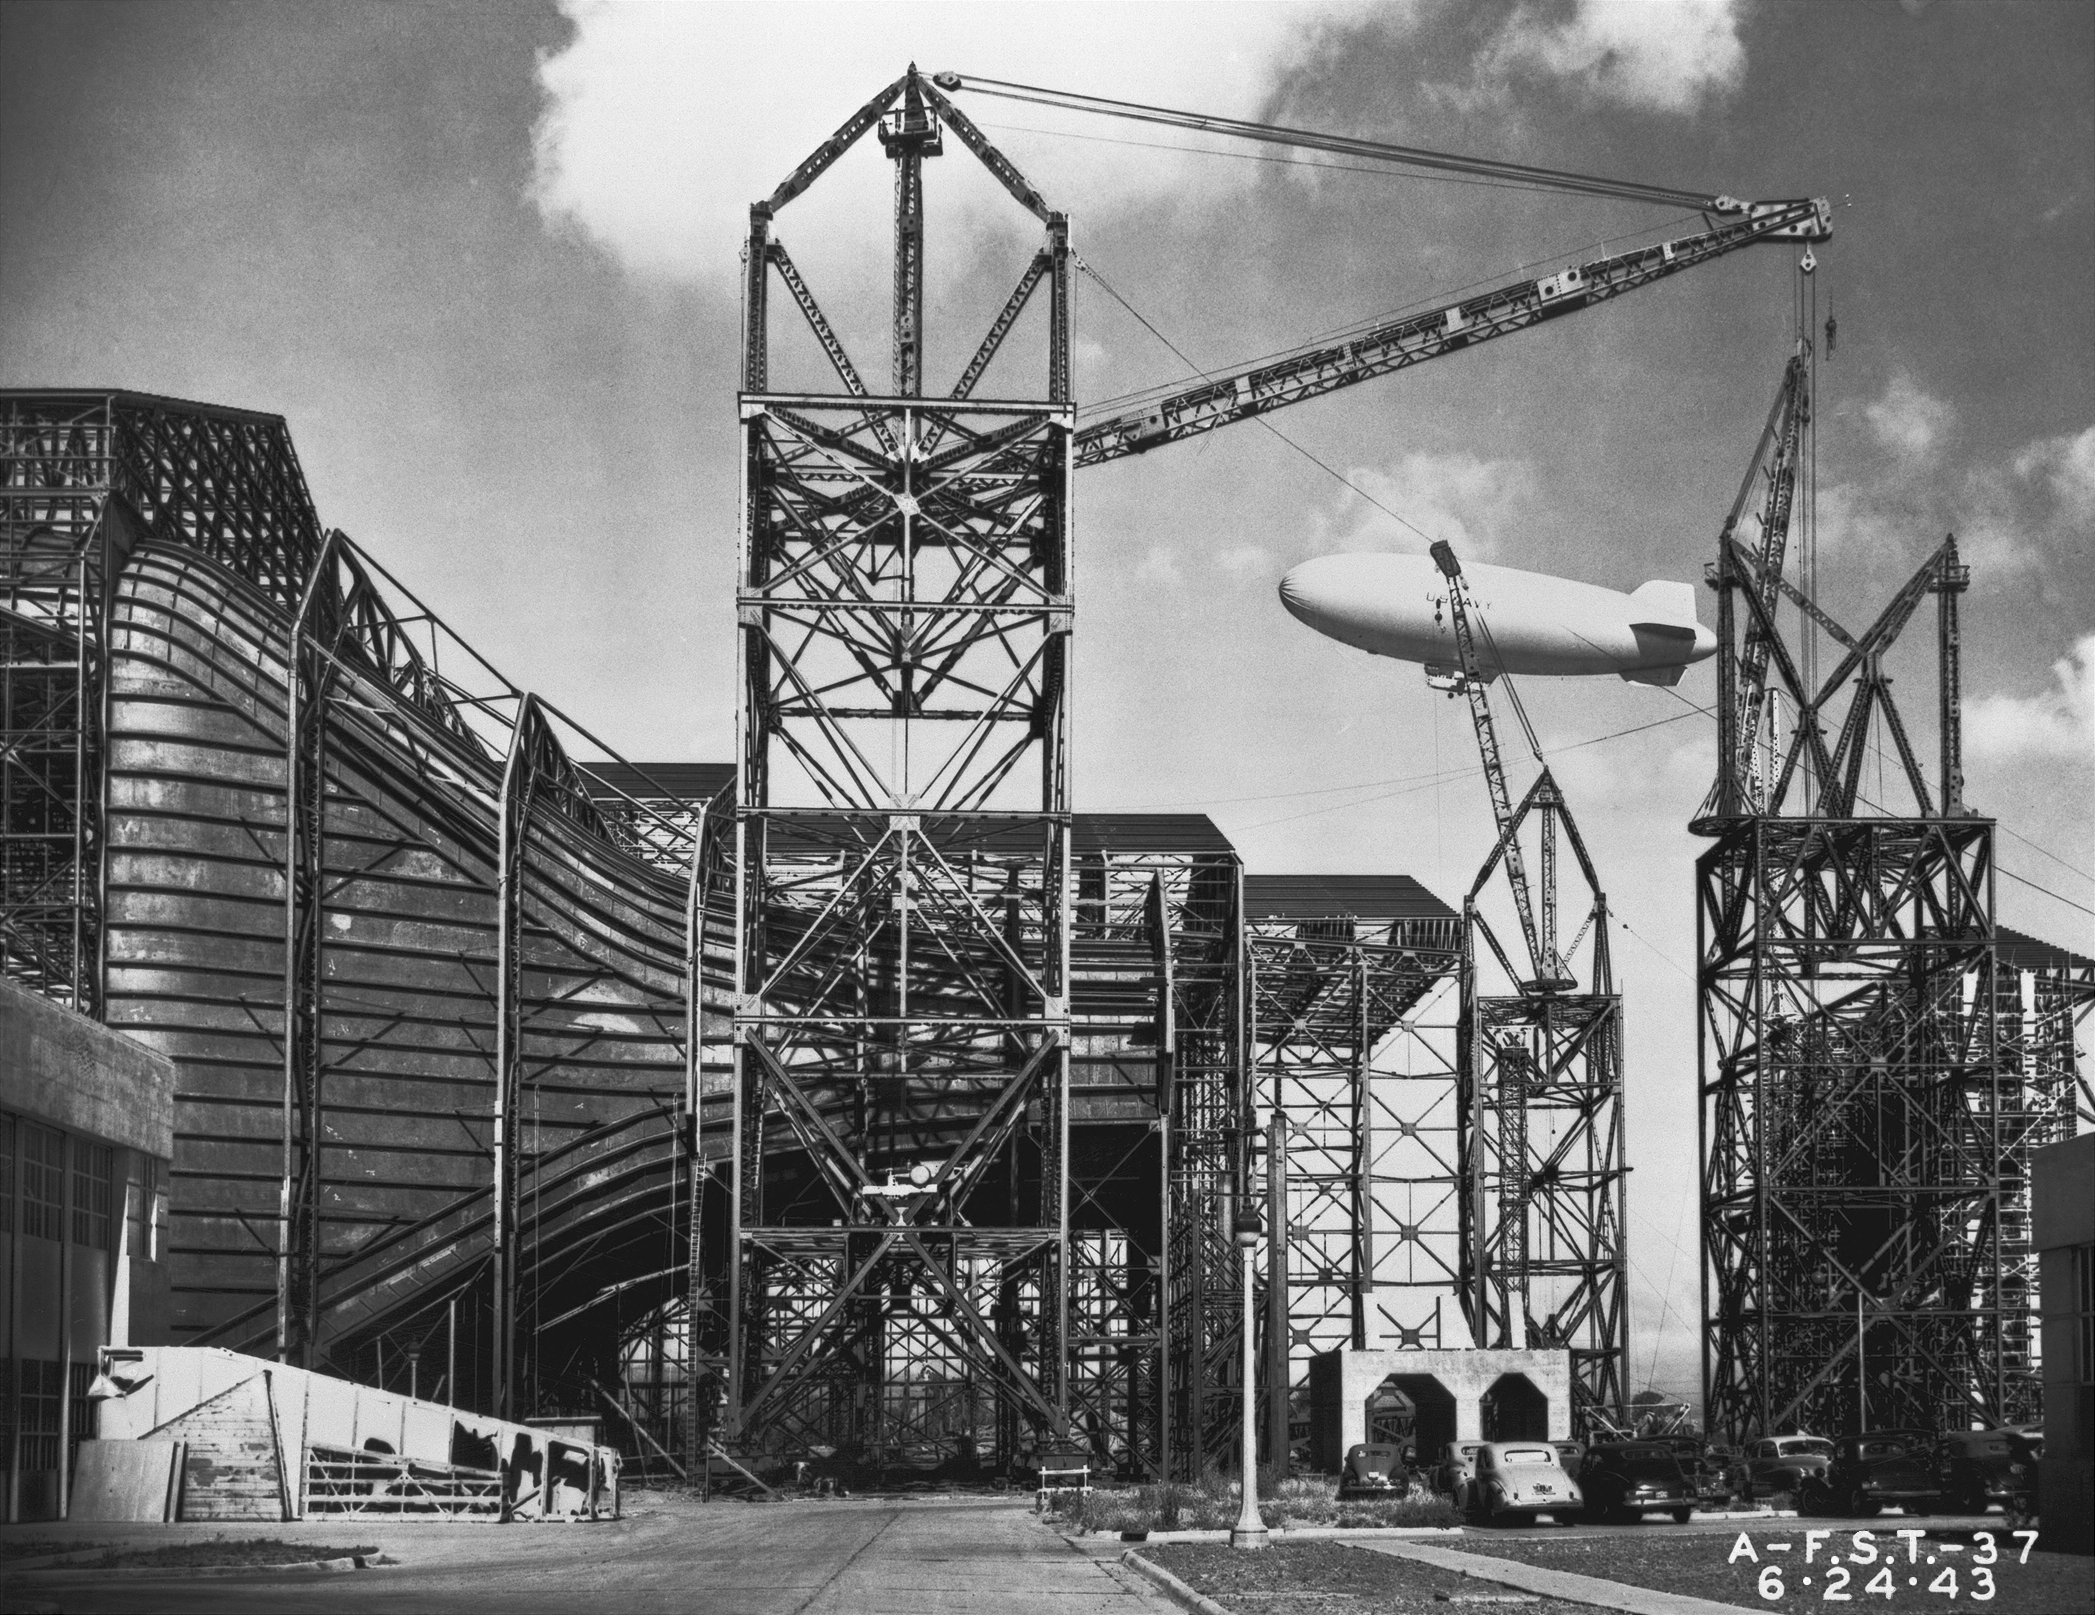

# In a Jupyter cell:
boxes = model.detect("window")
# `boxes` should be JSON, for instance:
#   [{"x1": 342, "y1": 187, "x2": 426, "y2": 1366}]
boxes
[
  {"x1": 2077, "y1": 1246, "x2": 2094, "y2": 1388},
  {"x1": 71, "y1": 1140, "x2": 111, "y2": 1248},
  {"x1": 21, "y1": 1124, "x2": 63, "y2": 1242},
  {"x1": 16, "y1": 1360, "x2": 62, "y2": 1473},
  {"x1": 69, "y1": 1361, "x2": 94, "y2": 1460}
]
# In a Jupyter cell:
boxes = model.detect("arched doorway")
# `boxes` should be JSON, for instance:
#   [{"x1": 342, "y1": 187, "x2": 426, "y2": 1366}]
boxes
[
  {"x1": 1481, "y1": 1373, "x2": 1548, "y2": 1442},
  {"x1": 1368, "y1": 1373, "x2": 1456, "y2": 1465}
]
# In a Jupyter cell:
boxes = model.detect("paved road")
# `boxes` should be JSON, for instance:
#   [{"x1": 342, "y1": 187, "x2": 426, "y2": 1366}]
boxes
[{"x1": 2, "y1": 1495, "x2": 1177, "y2": 1615}]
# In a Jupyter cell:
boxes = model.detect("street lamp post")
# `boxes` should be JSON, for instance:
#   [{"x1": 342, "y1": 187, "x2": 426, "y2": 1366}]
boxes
[{"x1": 1232, "y1": 1205, "x2": 1269, "y2": 1549}]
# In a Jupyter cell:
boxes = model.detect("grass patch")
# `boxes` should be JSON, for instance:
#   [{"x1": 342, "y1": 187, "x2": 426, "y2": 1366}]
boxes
[
  {"x1": 1148, "y1": 1541, "x2": 1596, "y2": 1613},
  {"x1": 1061, "y1": 1473, "x2": 1459, "y2": 1534},
  {"x1": 84, "y1": 1539, "x2": 377, "y2": 1570},
  {"x1": 0, "y1": 1539, "x2": 78, "y2": 1563}
]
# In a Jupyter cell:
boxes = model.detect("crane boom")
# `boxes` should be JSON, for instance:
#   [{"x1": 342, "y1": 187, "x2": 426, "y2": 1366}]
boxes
[
  {"x1": 1429, "y1": 540, "x2": 1559, "y2": 989},
  {"x1": 1075, "y1": 197, "x2": 1830, "y2": 468}
]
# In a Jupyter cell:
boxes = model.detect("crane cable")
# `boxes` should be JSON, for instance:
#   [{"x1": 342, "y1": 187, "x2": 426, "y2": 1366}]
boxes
[
  {"x1": 1083, "y1": 250, "x2": 1550, "y2": 765},
  {"x1": 938, "y1": 72, "x2": 1725, "y2": 211}
]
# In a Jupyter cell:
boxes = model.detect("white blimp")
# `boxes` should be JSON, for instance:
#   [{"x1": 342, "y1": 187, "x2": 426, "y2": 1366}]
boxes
[{"x1": 1277, "y1": 552, "x2": 1717, "y2": 688}]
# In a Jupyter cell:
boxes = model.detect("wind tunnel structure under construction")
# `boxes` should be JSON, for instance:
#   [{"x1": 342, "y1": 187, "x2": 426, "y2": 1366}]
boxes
[{"x1": 0, "y1": 387, "x2": 1469, "y2": 1479}]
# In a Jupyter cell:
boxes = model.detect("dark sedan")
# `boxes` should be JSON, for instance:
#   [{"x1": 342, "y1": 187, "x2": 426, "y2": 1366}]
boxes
[
  {"x1": 1939, "y1": 1429, "x2": 2021, "y2": 1513},
  {"x1": 1338, "y1": 1442, "x2": 1410, "y2": 1500},
  {"x1": 1578, "y1": 1441, "x2": 1699, "y2": 1523},
  {"x1": 1744, "y1": 1433, "x2": 1835, "y2": 1498},
  {"x1": 1804, "y1": 1431, "x2": 1941, "y2": 1518}
]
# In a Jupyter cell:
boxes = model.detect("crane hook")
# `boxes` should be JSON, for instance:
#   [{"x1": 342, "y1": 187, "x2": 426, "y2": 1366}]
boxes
[{"x1": 1798, "y1": 249, "x2": 1817, "y2": 275}]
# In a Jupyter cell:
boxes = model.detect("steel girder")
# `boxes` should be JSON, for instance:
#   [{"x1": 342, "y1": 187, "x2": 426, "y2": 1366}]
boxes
[
  {"x1": 1461, "y1": 772, "x2": 1629, "y2": 1431},
  {"x1": 727, "y1": 68, "x2": 1087, "y2": 1468},
  {"x1": 1247, "y1": 909, "x2": 1463, "y2": 1463}
]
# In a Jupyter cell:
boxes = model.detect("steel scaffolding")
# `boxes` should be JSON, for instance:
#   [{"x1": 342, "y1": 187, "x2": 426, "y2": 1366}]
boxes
[
  {"x1": 1458, "y1": 772, "x2": 1630, "y2": 1429},
  {"x1": 1696, "y1": 359, "x2": 2091, "y2": 1437},
  {"x1": 724, "y1": 67, "x2": 1087, "y2": 1466},
  {"x1": 1245, "y1": 876, "x2": 1464, "y2": 1464}
]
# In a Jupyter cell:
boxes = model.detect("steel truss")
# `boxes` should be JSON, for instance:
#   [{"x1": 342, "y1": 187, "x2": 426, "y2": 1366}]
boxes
[
  {"x1": 2, "y1": 392, "x2": 321, "y2": 1012},
  {"x1": 1696, "y1": 361, "x2": 2087, "y2": 1436},
  {"x1": 1245, "y1": 879, "x2": 1463, "y2": 1465},
  {"x1": 3, "y1": 390, "x2": 709, "y2": 1431},
  {"x1": 726, "y1": 68, "x2": 1091, "y2": 1468},
  {"x1": 1460, "y1": 772, "x2": 1629, "y2": 1428}
]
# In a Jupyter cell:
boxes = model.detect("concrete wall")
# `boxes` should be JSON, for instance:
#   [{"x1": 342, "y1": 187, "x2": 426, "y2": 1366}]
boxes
[
  {"x1": 2033, "y1": 1132, "x2": 2092, "y2": 1556},
  {"x1": 2, "y1": 975, "x2": 178, "y2": 1521},
  {"x1": 94, "y1": 1346, "x2": 620, "y2": 1521},
  {"x1": 1308, "y1": 1346, "x2": 1572, "y2": 1469},
  {"x1": 0, "y1": 975, "x2": 174, "y2": 1160}
]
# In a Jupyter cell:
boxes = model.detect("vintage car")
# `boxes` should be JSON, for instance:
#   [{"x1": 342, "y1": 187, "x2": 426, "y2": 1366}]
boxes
[
  {"x1": 1578, "y1": 1441, "x2": 1698, "y2": 1523},
  {"x1": 1654, "y1": 1435, "x2": 1739, "y2": 1508},
  {"x1": 1802, "y1": 1431, "x2": 1941, "y2": 1518},
  {"x1": 1744, "y1": 1433, "x2": 1835, "y2": 1498},
  {"x1": 1337, "y1": 1442, "x2": 1411, "y2": 1501},
  {"x1": 1462, "y1": 1441, "x2": 1582, "y2": 1526},
  {"x1": 1437, "y1": 1441, "x2": 1487, "y2": 1498},
  {"x1": 1939, "y1": 1429, "x2": 2022, "y2": 1514},
  {"x1": 1550, "y1": 1440, "x2": 1586, "y2": 1480}
]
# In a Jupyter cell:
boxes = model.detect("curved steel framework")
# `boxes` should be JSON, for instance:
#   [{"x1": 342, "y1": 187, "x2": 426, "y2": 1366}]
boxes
[{"x1": 3, "y1": 391, "x2": 704, "y2": 1425}]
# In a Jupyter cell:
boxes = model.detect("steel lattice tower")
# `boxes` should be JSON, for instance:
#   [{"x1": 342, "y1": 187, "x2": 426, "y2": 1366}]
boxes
[
  {"x1": 1696, "y1": 356, "x2": 2087, "y2": 1440},
  {"x1": 723, "y1": 69, "x2": 1085, "y2": 1461}
]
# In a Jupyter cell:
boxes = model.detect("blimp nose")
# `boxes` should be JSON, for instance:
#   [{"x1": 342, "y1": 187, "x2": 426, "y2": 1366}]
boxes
[{"x1": 1277, "y1": 555, "x2": 1348, "y2": 630}]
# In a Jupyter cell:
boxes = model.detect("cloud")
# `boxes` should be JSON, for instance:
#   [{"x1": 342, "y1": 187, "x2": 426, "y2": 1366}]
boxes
[
  {"x1": 1863, "y1": 372, "x2": 1953, "y2": 460},
  {"x1": 1313, "y1": 450, "x2": 1540, "y2": 562},
  {"x1": 1820, "y1": 393, "x2": 2091, "y2": 579},
  {"x1": 1965, "y1": 635, "x2": 2095, "y2": 762},
  {"x1": 2013, "y1": 426, "x2": 2095, "y2": 525},
  {"x1": 531, "y1": 1, "x2": 1374, "y2": 288},
  {"x1": 1485, "y1": 0, "x2": 1746, "y2": 114},
  {"x1": 1216, "y1": 542, "x2": 1276, "y2": 577}
]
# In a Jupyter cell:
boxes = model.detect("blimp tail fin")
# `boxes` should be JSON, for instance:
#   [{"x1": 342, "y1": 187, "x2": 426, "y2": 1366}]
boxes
[
  {"x1": 1620, "y1": 663, "x2": 1687, "y2": 688},
  {"x1": 1628, "y1": 579, "x2": 1701, "y2": 633}
]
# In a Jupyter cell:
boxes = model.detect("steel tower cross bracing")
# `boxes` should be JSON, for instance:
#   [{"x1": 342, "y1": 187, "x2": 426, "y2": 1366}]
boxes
[
  {"x1": 1245, "y1": 877, "x2": 1464, "y2": 1467},
  {"x1": 1695, "y1": 357, "x2": 2086, "y2": 1439},
  {"x1": 1426, "y1": 542, "x2": 1629, "y2": 1431},
  {"x1": 726, "y1": 69, "x2": 1084, "y2": 1462}
]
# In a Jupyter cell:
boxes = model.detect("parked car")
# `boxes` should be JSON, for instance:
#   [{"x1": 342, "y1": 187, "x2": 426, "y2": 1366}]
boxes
[
  {"x1": 1462, "y1": 1441, "x2": 1583, "y2": 1526},
  {"x1": 1338, "y1": 1442, "x2": 1410, "y2": 1501},
  {"x1": 1654, "y1": 1435, "x2": 1739, "y2": 1508},
  {"x1": 1802, "y1": 1431, "x2": 1941, "y2": 1518},
  {"x1": 1578, "y1": 1441, "x2": 1698, "y2": 1523},
  {"x1": 1702, "y1": 1442, "x2": 1749, "y2": 1507},
  {"x1": 1744, "y1": 1434, "x2": 1835, "y2": 1498},
  {"x1": 1437, "y1": 1441, "x2": 1486, "y2": 1498},
  {"x1": 1551, "y1": 1440, "x2": 1586, "y2": 1480},
  {"x1": 1938, "y1": 1430, "x2": 2021, "y2": 1514}
]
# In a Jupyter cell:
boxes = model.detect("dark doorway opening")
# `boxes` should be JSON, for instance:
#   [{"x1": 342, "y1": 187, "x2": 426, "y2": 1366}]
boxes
[{"x1": 1481, "y1": 1373, "x2": 1548, "y2": 1442}]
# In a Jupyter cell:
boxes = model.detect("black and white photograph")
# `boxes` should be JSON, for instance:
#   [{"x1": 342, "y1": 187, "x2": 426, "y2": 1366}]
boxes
[{"x1": 1, "y1": 2, "x2": 2090, "y2": 1610}]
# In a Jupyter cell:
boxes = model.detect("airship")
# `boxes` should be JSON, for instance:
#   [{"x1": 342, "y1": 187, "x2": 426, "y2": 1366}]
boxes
[{"x1": 1277, "y1": 551, "x2": 1717, "y2": 687}]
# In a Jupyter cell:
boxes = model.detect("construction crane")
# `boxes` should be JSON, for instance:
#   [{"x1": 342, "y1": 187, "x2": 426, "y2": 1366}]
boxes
[
  {"x1": 933, "y1": 73, "x2": 1832, "y2": 467},
  {"x1": 1428, "y1": 539, "x2": 1577, "y2": 995},
  {"x1": 1426, "y1": 540, "x2": 1623, "y2": 1411}
]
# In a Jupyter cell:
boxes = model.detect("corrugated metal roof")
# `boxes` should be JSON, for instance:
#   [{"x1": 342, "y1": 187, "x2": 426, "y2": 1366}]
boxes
[
  {"x1": 580, "y1": 763, "x2": 735, "y2": 803},
  {"x1": 1243, "y1": 873, "x2": 1456, "y2": 922},
  {"x1": 1996, "y1": 926, "x2": 2094, "y2": 975},
  {"x1": 1074, "y1": 814, "x2": 1234, "y2": 854}
]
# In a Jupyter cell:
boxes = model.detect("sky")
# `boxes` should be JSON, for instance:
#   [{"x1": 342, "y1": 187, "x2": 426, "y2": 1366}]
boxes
[{"x1": 4, "y1": 0, "x2": 2091, "y2": 1411}]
